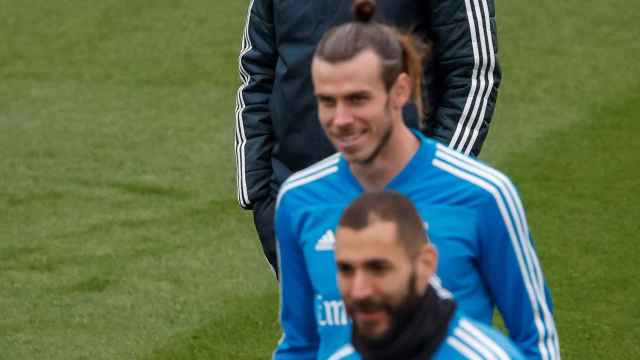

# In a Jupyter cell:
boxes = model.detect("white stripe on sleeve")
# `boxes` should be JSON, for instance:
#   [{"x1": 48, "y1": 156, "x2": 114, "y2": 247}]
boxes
[
  {"x1": 234, "y1": 0, "x2": 256, "y2": 208},
  {"x1": 449, "y1": 0, "x2": 496, "y2": 156},
  {"x1": 433, "y1": 145, "x2": 559, "y2": 359}
]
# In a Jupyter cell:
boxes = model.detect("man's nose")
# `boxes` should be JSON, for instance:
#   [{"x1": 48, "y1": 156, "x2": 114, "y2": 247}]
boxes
[
  {"x1": 350, "y1": 271, "x2": 373, "y2": 300},
  {"x1": 333, "y1": 102, "x2": 354, "y2": 127}
]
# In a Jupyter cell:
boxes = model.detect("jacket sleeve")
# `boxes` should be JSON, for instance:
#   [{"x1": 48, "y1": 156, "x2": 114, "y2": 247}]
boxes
[
  {"x1": 478, "y1": 176, "x2": 560, "y2": 360},
  {"x1": 272, "y1": 192, "x2": 320, "y2": 359},
  {"x1": 234, "y1": 0, "x2": 277, "y2": 209},
  {"x1": 427, "y1": 0, "x2": 501, "y2": 156}
]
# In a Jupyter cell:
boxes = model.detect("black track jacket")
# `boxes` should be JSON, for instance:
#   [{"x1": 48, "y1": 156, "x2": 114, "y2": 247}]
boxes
[{"x1": 234, "y1": 0, "x2": 501, "y2": 209}]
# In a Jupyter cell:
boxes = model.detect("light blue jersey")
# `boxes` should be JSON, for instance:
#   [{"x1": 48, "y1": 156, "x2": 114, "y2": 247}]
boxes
[
  {"x1": 273, "y1": 132, "x2": 559, "y2": 360},
  {"x1": 328, "y1": 310, "x2": 526, "y2": 360}
]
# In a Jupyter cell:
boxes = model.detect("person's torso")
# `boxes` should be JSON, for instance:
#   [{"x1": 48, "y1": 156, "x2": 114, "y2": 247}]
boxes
[{"x1": 281, "y1": 136, "x2": 495, "y2": 358}]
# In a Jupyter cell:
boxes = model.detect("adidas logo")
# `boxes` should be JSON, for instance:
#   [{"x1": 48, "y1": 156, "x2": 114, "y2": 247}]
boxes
[{"x1": 315, "y1": 229, "x2": 336, "y2": 251}]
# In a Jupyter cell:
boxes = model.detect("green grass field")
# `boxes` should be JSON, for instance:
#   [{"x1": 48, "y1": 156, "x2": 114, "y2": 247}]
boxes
[{"x1": 1, "y1": 0, "x2": 638, "y2": 358}]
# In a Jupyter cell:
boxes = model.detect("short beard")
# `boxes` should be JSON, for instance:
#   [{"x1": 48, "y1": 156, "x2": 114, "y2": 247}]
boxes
[
  {"x1": 351, "y1": 271, "x2": 420, "y2": 346},
  {"x1": 355, "y1": 103, "x2": 394, "y2": 165}
]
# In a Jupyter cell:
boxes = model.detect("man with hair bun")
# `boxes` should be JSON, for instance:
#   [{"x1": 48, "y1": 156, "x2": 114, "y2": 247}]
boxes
[
  {"x1": 329, "y1": 190, "x2": 524, "y2": 359},
  {"x1": 235, "y1": 0, "x2": 503, "y2": 279},
  {"x1": 273, "y1": 3, "x2": 559, "y2": 359}
]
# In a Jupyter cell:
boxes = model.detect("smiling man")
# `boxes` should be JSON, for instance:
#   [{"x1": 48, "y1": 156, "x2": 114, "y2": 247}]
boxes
[
  {"x1": 235, "y1": 0, "x2": 502, "y2": 277},
  {"x1": 273, "y1": 2, "x2": 559, "y2": 359},
  {"x1": 331, "y1": 190, "x2": 524, "y2": 359}
]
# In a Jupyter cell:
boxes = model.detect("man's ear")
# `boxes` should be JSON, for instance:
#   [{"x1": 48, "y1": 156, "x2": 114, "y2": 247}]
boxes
[
  {"x1": 416, "y1": 243, "x2": 438, "y2": 288},
  {"x1": 390, "y1": 72, "x2": 412, "y2": 110}
]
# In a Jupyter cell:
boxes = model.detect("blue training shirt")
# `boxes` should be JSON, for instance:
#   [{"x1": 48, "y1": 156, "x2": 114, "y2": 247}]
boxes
[
  {"x1": 327, "y1": 310, "x2": 526, "y2": 360},
  {"x1": 273, "y1": 132, "x2": 559, "y2": 360}
]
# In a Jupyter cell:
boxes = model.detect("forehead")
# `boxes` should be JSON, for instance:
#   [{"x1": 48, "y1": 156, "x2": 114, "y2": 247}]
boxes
[
  {"x1": 312, "y1": 49, "x2": 386, "y2": 94},
  {"x1": 335, "y1": 221, "x2": 407, "y2": 262}
]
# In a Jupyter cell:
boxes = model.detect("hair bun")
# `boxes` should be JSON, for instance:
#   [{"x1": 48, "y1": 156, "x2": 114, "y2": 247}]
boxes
[{"x1": 353, "y1": 0, "x2": 376, "y2": 23}]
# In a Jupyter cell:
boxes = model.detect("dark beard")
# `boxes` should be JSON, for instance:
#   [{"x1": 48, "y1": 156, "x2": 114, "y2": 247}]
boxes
[
  {"x1": 357, "y1": 105, "x2": 394, "y2": 165},
  {"x1": 351, "y1": 282, "x2": 456, "y2": 360},
  {"x1": 351, "y1": 272, "x2": 421, "y2": 346}
]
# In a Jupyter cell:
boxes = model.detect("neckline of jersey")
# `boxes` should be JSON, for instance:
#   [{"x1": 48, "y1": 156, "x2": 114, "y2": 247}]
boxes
[{"x1": 337, "y1": 129, "x2": 435, "y2": 192}]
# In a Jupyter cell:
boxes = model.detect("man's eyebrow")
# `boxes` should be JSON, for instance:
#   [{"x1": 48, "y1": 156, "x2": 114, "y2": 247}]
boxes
[
  {"x1": 315, "y1": 92, "x2": 336, "y2": 100},
  {"x1": 315, "y1": 90, "x2": 370, "y2": 98},
  {"x1": 364, "y1": 258, "x2": 391, "y2": 268},
  {"x1": 347, "y1": 90, "x2": 370, "y2": 97}
]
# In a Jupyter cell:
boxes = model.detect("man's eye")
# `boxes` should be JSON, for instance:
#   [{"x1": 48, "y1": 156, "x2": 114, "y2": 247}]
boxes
[
  {"x1": 337, "y1": 264, "x2": 353, "y2": 276},
  {"x1": 318, "y1": 97, "x2": 336, "y2": 106},
  {"x1": 367, "y1": 262, "x2": 389, "y2": 275},
  {"x1": 349, "y1": 96, "x2": 367, "y2": 104}
]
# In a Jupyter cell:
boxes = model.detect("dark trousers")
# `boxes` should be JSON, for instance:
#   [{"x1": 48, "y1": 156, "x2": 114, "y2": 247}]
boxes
[{"x1": 252, "y1": 196, "x2": 279, "y2": 279}]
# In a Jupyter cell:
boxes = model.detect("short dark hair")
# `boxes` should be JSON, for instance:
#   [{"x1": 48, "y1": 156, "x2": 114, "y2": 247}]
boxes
[
  {"x1": 338, "y1": 190, "x2": 428, "y2": 256},
  {"x1": 313, "y1": 0, "x2": 430, "y2": 121}
]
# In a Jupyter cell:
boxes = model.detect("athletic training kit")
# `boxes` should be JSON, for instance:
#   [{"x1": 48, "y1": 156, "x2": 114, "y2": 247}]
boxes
[
  {"x1": 274, "y1": 131, "x2": 559, "y2": 359},
  {"x1": 329, "y1": 310, "x2": 525, "y2": 360}
]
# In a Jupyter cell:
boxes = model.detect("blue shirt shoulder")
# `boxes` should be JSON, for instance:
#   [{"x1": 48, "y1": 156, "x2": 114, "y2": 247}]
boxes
[
  {"x1": 434, "y1": 312, "x2": 526, "y2": 360},
  {"x1": 327, "y1": 311, "x2": 525, "y2": 360}
]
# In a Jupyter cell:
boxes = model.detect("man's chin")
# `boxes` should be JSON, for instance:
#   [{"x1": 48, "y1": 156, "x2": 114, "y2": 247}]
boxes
[
  {"x1": 353, "y1": 313, "x2": 391, "y2": 341},
  {"x1": 355, "y1": 324, "x2": 389, "y2": 342},
  {"x1": 342, "y1": 150, "x2": 377, "y2": 166},
  {"x1": 342, "y1": 153, "x2": 364, "y2": 165}
]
